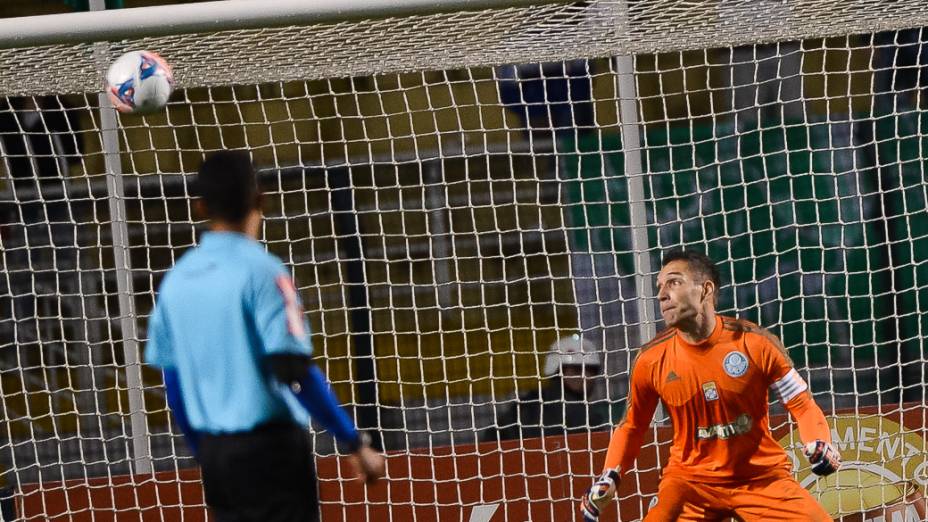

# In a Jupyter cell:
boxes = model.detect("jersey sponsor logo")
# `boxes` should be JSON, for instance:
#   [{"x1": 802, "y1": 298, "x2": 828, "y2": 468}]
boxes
[
  {"x1": 722, "y1": 350, "x2": 749, "y2": 377},
  {"x1": 666, "y1": 370, "x2": 680, "y2": 383},
  {"x1": 275, "y1": 275, "x2": 306, "y2": 339},
  {"x1": 779, "y1": 415, "x2": 928, "y2": 520},
  {"x1": 696, "y1": 413, "x2": 752, "y2": 440},
  {"x1": 702, "y1": 381, "x2": 719, "y2": 402}
]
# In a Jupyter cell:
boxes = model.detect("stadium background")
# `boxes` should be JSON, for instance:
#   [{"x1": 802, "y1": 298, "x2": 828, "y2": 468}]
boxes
[{"x1": 0, "y1": 1, "x2": 925, "y2": 520}]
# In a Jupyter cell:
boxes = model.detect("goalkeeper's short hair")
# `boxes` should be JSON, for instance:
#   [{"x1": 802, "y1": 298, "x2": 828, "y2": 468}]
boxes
[
  {"x1": 195, "y1": 149, "x2": 260, "y2": 223},
  {"x1": 661, "y1": 248, "x2": 721, "y2": 290}
]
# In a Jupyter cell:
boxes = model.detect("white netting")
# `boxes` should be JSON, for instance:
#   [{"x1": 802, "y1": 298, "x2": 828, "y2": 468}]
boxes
[
  {"x1": 3, "y1": 0, "x2": 928, "y2": 96},
  {"x1": 0, "y1": 1, "x2": 926, "y2": 520}
]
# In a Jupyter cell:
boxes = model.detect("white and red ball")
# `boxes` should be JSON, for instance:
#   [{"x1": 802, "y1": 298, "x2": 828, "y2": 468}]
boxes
[{"x1": 105, "y1": 50, "x2": 174, "y2": 114}]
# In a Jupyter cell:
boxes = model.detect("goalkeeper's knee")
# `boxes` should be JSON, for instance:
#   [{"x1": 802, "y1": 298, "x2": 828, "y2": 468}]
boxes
[{"x1": 580, "y1": 469, "x2": 619, "y2": 521}]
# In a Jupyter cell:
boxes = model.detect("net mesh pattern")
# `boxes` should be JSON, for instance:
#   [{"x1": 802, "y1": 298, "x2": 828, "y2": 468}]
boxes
[
  {"x1": 0, "y1": 1, "x2": 926, "y2": 520},
  {"x1": 2, "y1": 1, "x2": 928, "y2": 95}
]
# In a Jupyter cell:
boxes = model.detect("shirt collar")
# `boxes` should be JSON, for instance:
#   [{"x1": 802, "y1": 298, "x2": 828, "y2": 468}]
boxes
[
  {"x1": 199, "y1": 230, "x2": 254, "y2": 248},
  {"x1": 675, "y1": 315, "x2": 723, "y2": 350}
]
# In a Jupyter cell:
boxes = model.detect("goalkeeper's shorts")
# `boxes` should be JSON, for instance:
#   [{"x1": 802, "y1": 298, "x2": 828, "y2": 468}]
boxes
[
  {"x1": 643, "y1": 473, "x2": 831, "y2": 521},
  {"x1": 199, "y1": 421, "x2": 319, "y2": 522}
]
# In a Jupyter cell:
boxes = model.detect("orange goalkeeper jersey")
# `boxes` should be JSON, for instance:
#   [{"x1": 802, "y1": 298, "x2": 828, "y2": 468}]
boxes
[{"x1": 606, "y1": 315, "x2": 813, "y2": 484}]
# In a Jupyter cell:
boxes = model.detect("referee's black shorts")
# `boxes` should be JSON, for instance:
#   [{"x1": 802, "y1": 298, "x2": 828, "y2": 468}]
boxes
[{"x1": 199, "y1": 422, "x2": 319, "y2": 522}]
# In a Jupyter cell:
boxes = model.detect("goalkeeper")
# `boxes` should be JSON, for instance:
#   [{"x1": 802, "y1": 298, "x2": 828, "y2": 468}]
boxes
[
  {"x1": 145, "y1": 150, "x2": 385, "y2": 522},
  {"x1": 581, "y1": 250, "x2": 839, "y2": 521}
]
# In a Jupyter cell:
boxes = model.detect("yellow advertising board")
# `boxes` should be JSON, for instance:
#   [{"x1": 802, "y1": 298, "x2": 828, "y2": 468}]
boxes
[{"x1": 778, "y1": 415, "x2": 927, "y2": 521}]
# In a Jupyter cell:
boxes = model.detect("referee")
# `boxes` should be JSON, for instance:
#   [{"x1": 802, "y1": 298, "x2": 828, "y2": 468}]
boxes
[{"x1": 145, "y1": 150, "x2": 384, "y2": 522}]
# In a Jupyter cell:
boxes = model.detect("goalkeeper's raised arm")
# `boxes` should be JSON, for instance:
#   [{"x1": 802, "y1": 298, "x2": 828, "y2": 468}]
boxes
[{"x1": 580, "y1": 249, "x2": 837, "y2": 522}]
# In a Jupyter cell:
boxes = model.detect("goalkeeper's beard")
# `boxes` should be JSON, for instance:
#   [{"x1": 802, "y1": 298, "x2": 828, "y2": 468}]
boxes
[{"x1": 663, "y1": 305, "x2": 710, "y2": 336}]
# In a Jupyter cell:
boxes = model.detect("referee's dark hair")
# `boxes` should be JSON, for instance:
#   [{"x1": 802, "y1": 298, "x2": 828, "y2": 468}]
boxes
[
  {"x1": 661, "y1": 249, "x2": 722, "y2": 292},
  {"x1": 195, "y1": 150, "x2": 260, "y2": 223}
]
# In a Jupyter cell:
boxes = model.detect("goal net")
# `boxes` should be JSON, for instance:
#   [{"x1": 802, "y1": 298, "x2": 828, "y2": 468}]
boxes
[{"x1": 0, "y1": 0, "x2": 926, "y2": 520}]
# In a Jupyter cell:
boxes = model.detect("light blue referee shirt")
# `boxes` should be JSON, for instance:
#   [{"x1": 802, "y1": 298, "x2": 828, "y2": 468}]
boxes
[{"x1": 145, "y1": 231, "x2": 313, "y2": 434}]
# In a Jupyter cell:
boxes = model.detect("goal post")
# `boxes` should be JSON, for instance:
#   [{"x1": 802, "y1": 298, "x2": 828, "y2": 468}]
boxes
[{"x1": 0, "y1": 0, "x2": 926, "y2": 520}]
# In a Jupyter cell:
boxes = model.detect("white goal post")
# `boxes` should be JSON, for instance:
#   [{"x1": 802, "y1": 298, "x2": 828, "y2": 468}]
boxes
[{"x1": 0, "y1": 1, "x2": 926, "y2": 521}]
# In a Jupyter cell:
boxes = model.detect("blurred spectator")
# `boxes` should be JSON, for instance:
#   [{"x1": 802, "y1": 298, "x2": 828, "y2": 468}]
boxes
[
  {"x1": 0, "y1": 96, "x2": 82, "y2": 259},
  {"x1": 0, "y1": 486, "x2": 12, "y2": 522},
  {"x1": 723, "y1": 41, "x2": 803, "y2": 130},
  {"x1": 482, "y1": 334, "x2": 609, "y2": 442},
  {"x1": 497, "y1": 59, "x2": 595, "y2": 140},
  {"x1": 871, "y1": 27, "x2": 928, "y2": 113},
  {"x1": 719, "y1": 0, "x2": 803, "y2": 130},
  {"x1": 0, "y1": 96, "x2": 83, "y2": 353}
]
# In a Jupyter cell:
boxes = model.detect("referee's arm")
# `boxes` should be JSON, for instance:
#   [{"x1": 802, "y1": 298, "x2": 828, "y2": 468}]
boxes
[
  {"x1": 254, "y1": 270, "x2": 385, "y2": 483},
  {"x1": 146, "y1": 300, "x2": 200, "y2": 457},
  {"x1": 266, "y1": 353, "x2": 365, "y2": 452}
]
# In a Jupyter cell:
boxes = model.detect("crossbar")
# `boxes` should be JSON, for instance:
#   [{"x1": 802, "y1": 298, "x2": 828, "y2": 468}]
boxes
[{"x1": 0, "y1": 0, "x2": 571, "y2": 50}]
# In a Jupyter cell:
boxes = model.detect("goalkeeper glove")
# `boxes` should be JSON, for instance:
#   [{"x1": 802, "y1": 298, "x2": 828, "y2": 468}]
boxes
[
  {"x1": 804, "y1": 440, "x2": 841, "y2": 476},
  {"x1": 580, "y1": 469, "x2": 619, "y2": 521}
]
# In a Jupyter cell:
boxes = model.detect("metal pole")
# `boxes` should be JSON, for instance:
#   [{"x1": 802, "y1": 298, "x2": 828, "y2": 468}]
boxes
[
  {"x1": 425, "y1": 161, "x2": 453, "y2": 310},
  {"x1": 92, "y1": 0, "x2": 152, "y2": 476},
  {"x1": 614, "y1": 55, "x2": 656, "y2": 351},
  {"x1": 613, "y1": 1, "x2": 662, "y2": 424},
  {"x1": 0, "y1": 0, "x2": 572, "y2": 49},
  {"x1": 329, "y1": 168, "x2": 381, "y2": 450}
]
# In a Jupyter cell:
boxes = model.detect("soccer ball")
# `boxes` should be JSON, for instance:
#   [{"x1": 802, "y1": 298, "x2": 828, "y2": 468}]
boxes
[{"x1": 105, "y1": 50, "x2": 174, "y2": 114}]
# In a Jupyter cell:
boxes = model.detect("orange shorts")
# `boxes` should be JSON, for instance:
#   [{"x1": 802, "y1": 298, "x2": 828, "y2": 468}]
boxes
[{"x1": 642, "y1": 474, "x2": 832, "y2": 521}]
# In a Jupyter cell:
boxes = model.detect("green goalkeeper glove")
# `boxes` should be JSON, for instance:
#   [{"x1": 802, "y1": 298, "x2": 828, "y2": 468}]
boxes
[{"x1": 580, "y1": 469, "x2": 619, "y2": 521}]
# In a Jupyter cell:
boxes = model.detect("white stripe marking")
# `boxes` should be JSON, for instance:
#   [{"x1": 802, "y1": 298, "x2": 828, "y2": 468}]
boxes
[
  {"x1": 771, "y1": 369, "x2": 807, "y2": 403},
  {"x1": 468, "y1": 504, "x2": 499, "y2": 522}
]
